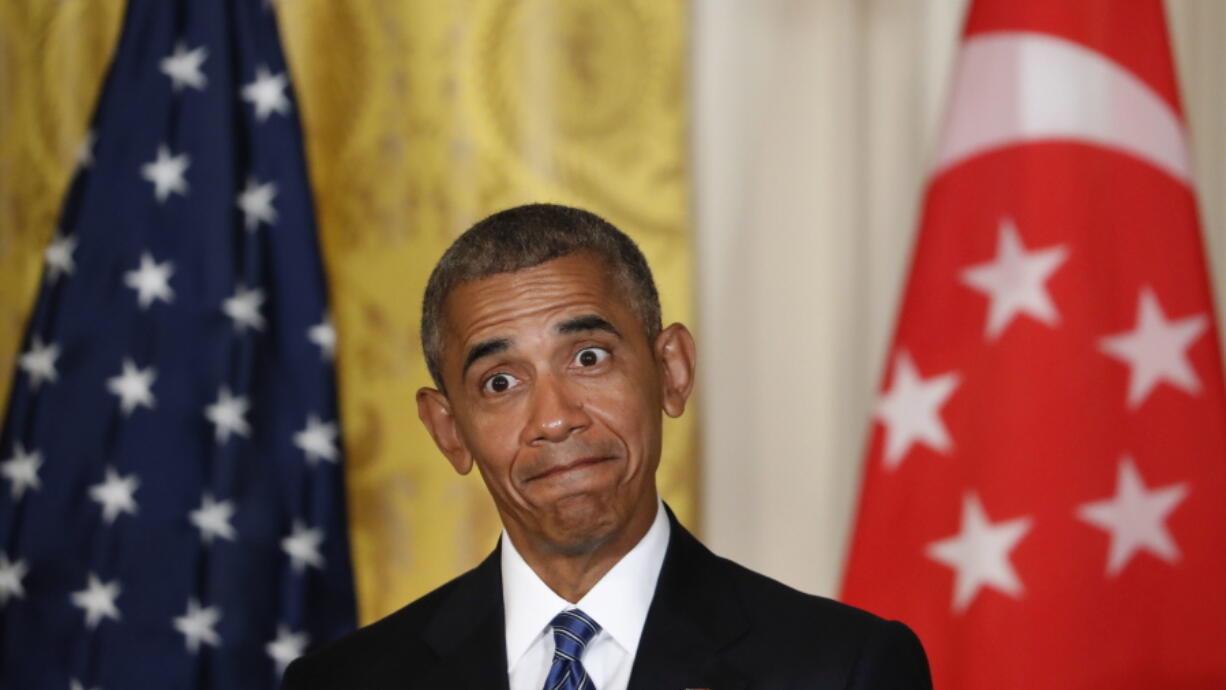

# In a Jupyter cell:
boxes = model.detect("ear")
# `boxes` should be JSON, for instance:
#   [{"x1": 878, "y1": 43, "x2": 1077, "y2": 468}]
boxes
[
  {"x1": 654, "y1": 323, "x2": 697, "y2": 418},
  {"x1": 416, "y1": 387, "x2": 474, "y2": 475}
]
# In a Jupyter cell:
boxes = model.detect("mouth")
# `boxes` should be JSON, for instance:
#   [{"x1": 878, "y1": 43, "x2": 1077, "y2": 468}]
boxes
[{"x1": 526, "y1": 456, "x2": 616, "y2": 482}]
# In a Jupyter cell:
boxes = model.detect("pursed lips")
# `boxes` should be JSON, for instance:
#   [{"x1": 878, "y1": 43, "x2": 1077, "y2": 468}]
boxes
[{"x1": 525, "y1": 455, "x2": 616, "y2": 482}]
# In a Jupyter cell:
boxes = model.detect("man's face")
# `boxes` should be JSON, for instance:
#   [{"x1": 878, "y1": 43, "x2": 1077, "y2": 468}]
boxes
[{"x1": 417, "y1": 252, "x2": 692, "y2": 556}]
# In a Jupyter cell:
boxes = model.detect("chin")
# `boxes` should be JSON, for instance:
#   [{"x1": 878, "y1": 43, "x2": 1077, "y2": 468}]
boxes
[{"x1": 545, "y1": 495, "x2": 621, "y2": 556}]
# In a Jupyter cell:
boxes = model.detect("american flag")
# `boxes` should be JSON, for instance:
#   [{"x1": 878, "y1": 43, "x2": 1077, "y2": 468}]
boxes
[{"x1": 0, "y1": 1, "x2": 356, "y2": 688}]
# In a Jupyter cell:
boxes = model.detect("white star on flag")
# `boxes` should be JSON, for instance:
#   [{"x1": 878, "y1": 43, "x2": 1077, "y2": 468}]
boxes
[
  {"x1": 160, "y1": 41, "x2": 208, "y2": 92},
  {"x1": 960, "y1": 219, "x2": 1069, "y2": 339},
  {"x1": 1077, "y1": 457, "x2": 1188, "y2": 576},
  {"x1": 926, "y1": 492, "x2": 1032, "y2": 612},
  {"x1": 1099, "y1": 286, "x2": 1207, "y2": 409},
  {"x1": 222, "y1": 285, "x2": 266, "y2": 332},
  {"x1": 308, "y1": 315, "x2": 336, "y2": 360},
  {"x1": 70, "y1": 573, "x2": 122, "y2": 628},
  {"x1": 1, "y1": 443, "x2": 42, "y2": 499},
  {"x1": 189, "y1": 493, "x2": 237, "y2": 545},
  {"x1": 70, "y1": 679, "x2": 99, "y2": 690},
  {"x1": 294, "y1": 415, "x2": 339, "y2": 465},
  {"x1": 266, "y1": 624, "x2": 310, "y2": 675},
  {"x1": 205, "y1": 386, "x2": 251, "y2": 442},
  {"x1": 18, "y1": 337, "x2": 60, "y2": 390},
  {"x1": 241, "y1": 65, "x2": 291, "y2": 121},
  {"x1": 281, "y1": 521, "x2": 325, "y2": 572},
  {"x1": 75, "y1": 130, "x2": 96, "y2": 169},
  {"x1": 89, "y1": 466, "x2": 140, "y2": 524},
  {"x1": 107, "y1": 358, "x2": 157, "y2": 415},
  {"x1": 874, "y1": 351, "x2": 960, "y2": 470},
  {"x1": 173, "y1": 598, "x2": 223, "y2": 654},
  {"x1": 124, "y1": 252, "x2": 175, "y2": 309},
  {"x1": 141, "y1": 144, "x2": 191, "y2": 203},
  {"x1": 44, "y1": 231, "x2": 78, "y2": 283},
  {"x1": 0, "y1": 551, "x2": 28, "y2": 605},
  {"x1": 236, "y1": 177, "x2": 278, "y2": 230}
]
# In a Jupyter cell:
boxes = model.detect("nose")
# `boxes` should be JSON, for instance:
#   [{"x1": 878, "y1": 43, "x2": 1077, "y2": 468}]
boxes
[{"x1": 523, "y1": 373, "x2": 591, "y2": 445}]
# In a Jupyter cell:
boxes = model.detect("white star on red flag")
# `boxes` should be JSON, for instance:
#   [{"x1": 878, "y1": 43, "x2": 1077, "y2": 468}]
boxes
[
  {"x1": 1077, "y1": 458, "x2": 1188, "y2": 576},
  {"x1": 926, "y1": 492, "x2": 1031, "y2": 612},
  {"x1": 1098, "y1": 287, "x2": 1207, "y2": 409},
  {"x1": 874, "y1": 351, "x2": 959, "y2": 470},
  {"x1": 961, "y1": 219, "x2": 1069, "y2": 339}
]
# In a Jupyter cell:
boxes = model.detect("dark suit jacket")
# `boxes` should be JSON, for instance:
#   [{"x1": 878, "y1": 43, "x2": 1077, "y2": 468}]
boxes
[{"x1": 282, "y1": 511, "x2": 931, "y2": 689}]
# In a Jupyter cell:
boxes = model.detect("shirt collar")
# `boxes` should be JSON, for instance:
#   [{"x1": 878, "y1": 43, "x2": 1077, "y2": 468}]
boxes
[{"x1": 501, "y1": 499, "x2": 671, "y2": 671}]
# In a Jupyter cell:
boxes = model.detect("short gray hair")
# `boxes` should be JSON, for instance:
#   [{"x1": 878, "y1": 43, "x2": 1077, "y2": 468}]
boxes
[{"x1": 421, "y1": 203, "x2": 662, "y2": 391}]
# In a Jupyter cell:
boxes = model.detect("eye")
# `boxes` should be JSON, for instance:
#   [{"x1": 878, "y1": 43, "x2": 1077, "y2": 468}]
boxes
[
  {"x1": 482, "y1": 372, "x2": 521, "y2": 394},
  {"x1": 573, "y1": 347, "x2": 610, "y2": 368}
]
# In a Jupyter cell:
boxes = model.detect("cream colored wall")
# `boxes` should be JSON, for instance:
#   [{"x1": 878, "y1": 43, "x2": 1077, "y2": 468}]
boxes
[{"x1": 692, "y1": 0, "x2": 1226, "y2": 598}]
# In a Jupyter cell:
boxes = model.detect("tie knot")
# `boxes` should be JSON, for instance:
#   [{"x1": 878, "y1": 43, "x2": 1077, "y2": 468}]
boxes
[{"x1": 549, "y1": 608, "x2": 601, "y2": 659}]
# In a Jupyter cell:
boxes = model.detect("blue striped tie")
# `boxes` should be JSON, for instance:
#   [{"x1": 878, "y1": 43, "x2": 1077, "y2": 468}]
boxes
[{"x1": 542, "y1": 609, "x2": 602, "y2": 690}]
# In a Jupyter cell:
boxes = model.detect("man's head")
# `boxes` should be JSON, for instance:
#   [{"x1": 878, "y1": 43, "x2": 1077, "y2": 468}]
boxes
[
  {"x1": 421, "y1": 204, "x2": 663, "y2": 392},
  {"x1": 415, "y1": 204, "x2": 695, "y2": 558}
]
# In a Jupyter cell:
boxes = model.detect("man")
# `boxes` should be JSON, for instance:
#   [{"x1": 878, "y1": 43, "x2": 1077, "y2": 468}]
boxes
[{"x1": 281, "y1": 204, "x2": 931, "y2": 689}]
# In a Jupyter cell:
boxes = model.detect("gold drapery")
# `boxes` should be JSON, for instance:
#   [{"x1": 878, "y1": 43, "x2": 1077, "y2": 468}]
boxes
[{"x1": 0, "y1": 0, "x2": 694, "y2": 624}]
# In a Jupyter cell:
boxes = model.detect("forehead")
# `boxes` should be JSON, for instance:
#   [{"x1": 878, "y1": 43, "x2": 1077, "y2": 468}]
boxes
[{"x1": 441, "y1": 253, "x2": 632, "y2": 348}]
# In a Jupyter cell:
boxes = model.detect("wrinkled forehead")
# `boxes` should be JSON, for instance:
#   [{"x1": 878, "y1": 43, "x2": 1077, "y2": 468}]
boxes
[{"x1": 438, "y1": 253, "x2": 634, "y2": 352}]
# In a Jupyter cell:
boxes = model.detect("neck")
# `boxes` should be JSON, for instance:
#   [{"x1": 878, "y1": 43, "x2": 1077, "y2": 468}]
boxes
[{"x1": 508, "y1": 494, "x2": 659, "y2": 603}]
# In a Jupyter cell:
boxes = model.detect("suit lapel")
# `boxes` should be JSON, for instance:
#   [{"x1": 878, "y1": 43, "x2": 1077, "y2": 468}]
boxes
[
  {"x1": 415, "y1": 509, "x2": 749, "y2": 690},
  {"x1": 420, "y1": 547, "x2": 511, "y2": 690},
  {"x1": 628, "y1": 509, "x2": 749, "y2": 690}
]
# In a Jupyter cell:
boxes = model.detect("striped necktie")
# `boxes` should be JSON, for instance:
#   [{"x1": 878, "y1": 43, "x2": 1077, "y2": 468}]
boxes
[{"x1": 542, "y1": 608, "x2": 602, "y2": 690}]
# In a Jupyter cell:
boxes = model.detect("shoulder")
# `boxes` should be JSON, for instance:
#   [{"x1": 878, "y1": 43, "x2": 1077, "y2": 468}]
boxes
[
  {"x1": 717, "y1": 556, "x2": 931, "y2": 688},
  {"x1": 279, "y1": 571, "x2": 468, "y2": 690},
  {"x1": 718, "y1": 552, "x2": 894, "y2": 638},
  {"x1": 668, "y1": 517, "x2": 911, "y2": 645},
  {"x1": 668, "y1": 524, "x2": 930, "y2": 688}
]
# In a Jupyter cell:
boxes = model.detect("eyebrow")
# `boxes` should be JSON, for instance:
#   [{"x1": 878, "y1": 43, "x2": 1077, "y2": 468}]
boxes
[
  {"x1": 461, "y1": 338, "x2": 510, "y2": 379},
  {"x1": 556, "y1": 314, "x2": 620, "y2": 337}
]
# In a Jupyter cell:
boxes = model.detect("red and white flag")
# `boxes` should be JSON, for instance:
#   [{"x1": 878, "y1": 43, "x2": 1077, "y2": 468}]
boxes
[{"x1": 841, "y1": 2, "x2": 1226, "y2": 688}]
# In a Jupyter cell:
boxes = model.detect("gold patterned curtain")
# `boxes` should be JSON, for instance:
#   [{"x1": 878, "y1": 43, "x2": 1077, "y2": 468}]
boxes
[{"x1": 0, "y1": 0, "x2": 694, "y2": 624}]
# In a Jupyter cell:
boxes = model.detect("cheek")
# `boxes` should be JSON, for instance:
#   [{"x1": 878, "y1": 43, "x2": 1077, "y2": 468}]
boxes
[
  {"x1": 462, "y1": 414, "x2": 522, "y2": 471},
  {"x1": 583, "y1": 382, "x2": 655, "y2": 445}
]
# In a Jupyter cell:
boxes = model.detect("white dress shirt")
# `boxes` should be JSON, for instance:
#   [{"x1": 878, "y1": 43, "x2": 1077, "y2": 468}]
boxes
[{"x1": 502, "y1": 500, "x2": 670, "y2": 690}]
